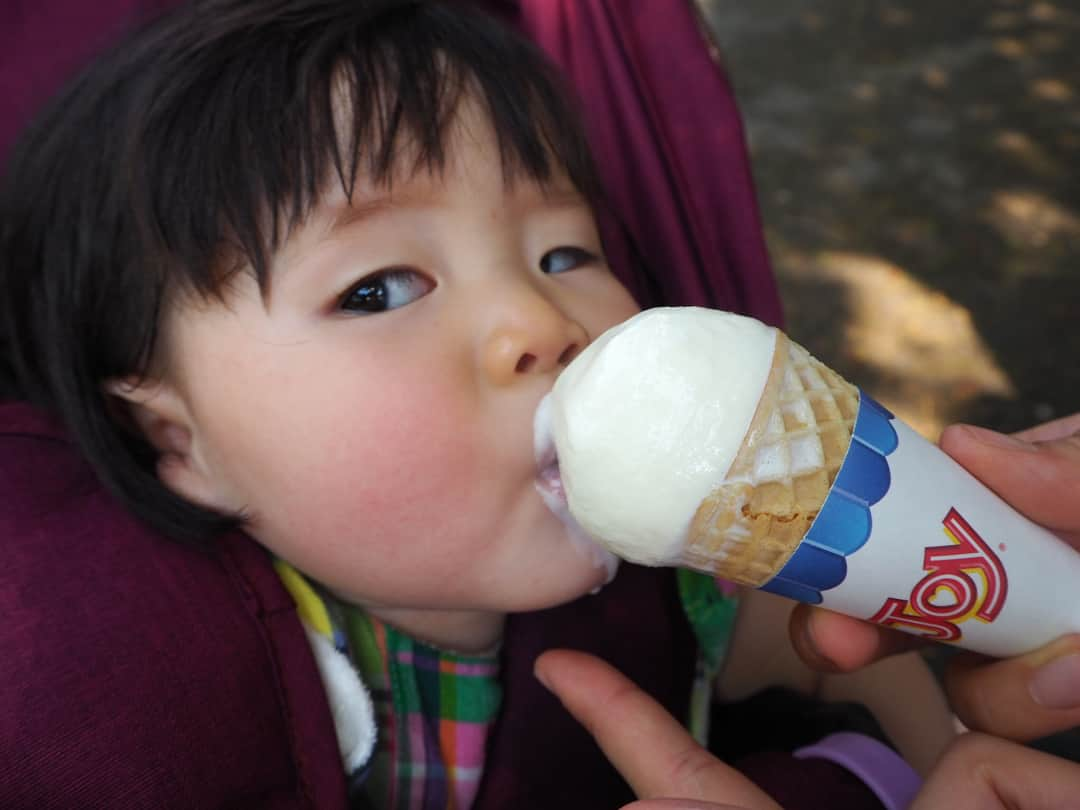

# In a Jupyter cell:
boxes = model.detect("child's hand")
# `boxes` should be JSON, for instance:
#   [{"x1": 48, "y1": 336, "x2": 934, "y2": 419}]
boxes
[
  {"x1": 909, "y1": 732, "x2": 1080, "y2": 810},
  {"x1": 534, "y1": 649, "x2": 781, "y2": 810},
  {"x1": 790, "y1": 414, "x2": 1080, "y2": 742}
]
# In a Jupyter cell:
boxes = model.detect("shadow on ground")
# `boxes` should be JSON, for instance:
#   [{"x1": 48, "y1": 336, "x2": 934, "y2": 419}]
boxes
[{"x1": 700, "y1": 0, "x2": 1079, "y2": 439}]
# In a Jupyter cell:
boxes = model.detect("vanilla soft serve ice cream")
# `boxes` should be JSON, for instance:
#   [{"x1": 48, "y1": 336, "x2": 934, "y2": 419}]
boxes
[{"x1": 546, "y1": 307, "x2": 776, "y2": 565}]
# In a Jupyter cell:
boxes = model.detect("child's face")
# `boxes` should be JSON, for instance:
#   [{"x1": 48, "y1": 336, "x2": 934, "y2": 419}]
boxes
[{"x1": 146, "y1": 100, "x2": 639, "y2": 646}]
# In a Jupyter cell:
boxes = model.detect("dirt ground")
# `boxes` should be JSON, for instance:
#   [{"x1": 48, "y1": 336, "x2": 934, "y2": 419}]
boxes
[
  {"x1": 698, "y1": 0, "x2": 1080, "y2": 762},
  {"x1": 699, "y1": 0, "x2": 1079, "y2": 441}
]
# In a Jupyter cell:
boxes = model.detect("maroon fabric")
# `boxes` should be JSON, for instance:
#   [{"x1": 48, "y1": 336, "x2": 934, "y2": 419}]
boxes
[
  {"x1": 520, "y1": 0, "x2": 784, "y2": 325},
  {"x1": 0, "y1": 0, "x2": 178, "y2": 161},
  {"x1": 0, "y1": 402, "x2": 348, "y2": 809},
  {"x1": 737, "y1": 752, "x2": 886, "y2": 810}
]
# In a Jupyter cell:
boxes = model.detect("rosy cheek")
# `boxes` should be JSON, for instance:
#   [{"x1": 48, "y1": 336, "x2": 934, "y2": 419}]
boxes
[
  {"x1": 371, "y1": 397, "x2": 469, "y2": 496},
  {"x1": 309, "y1": 372, "x2": 476, "y2": 530}
]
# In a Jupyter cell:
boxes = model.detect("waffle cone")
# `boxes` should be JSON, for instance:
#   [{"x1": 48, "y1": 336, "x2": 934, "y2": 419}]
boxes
[{"x1": 680, "y1": 332, "x2": 859, "y2": 585}]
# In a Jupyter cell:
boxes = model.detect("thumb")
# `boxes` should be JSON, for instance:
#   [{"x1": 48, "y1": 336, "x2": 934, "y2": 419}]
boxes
[
  {"x1": 943, "y1": 634, "x2": 1080, "y2": 741},
  {"x1": 940, "y1": 423, "x2": 1080, "y2": 545},
  {"x1": 534, "y1": 650, "x2": 780, "y2": 810}
]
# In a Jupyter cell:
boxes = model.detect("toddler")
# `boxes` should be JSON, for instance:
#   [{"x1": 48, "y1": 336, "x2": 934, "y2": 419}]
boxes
[{"x1": 0, "y1": 0, "x2": 953, "y2": 806}]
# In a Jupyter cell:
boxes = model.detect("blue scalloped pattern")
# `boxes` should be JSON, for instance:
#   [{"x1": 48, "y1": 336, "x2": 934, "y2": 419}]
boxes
[{"x1": 759, "y1": 391, "x2": 897, "y2": 604}]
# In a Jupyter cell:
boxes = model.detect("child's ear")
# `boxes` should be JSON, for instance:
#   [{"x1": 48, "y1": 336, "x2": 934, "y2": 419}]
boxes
[{"x1": 105, "y1": 375, "x2": 235, "y2": 512}]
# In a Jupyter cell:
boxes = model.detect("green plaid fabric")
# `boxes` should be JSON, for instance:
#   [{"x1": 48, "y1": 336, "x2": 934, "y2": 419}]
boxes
[{"x1": 339, "y1": 606, "x2": 501, "y2": 810}]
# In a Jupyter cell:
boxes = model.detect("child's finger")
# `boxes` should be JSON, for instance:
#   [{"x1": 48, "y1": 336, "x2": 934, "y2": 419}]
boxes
[
  {"x1": 788, "y1": 603, "x2": 925, "y2": 673},
  {"x1": 534, "y1": 650, "x2": 780, "y2": 810},
  {"x1": 910, "y1": 732, "x2": 1080, "y2": 810}
]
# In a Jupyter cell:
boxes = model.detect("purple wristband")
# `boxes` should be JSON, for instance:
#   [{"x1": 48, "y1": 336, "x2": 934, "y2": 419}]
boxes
[{"x1": 794, "y1": 732, "x2": 922, "y2": 810}]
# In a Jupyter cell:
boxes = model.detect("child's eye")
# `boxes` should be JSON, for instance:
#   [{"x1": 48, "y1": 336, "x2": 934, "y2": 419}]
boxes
[
  {"x1": 539, "y1": 246, "x2": 597, "y2": 274},
  {"x1": 338, "y1": 268, "x2": 434, "y2": 314}
]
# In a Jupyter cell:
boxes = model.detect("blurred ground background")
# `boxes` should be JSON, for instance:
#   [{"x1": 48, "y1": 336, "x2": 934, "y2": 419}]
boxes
[
  {"x1": 698, "y1": 0, "x2": 1079, "y2": 441},
  {"x1": 697, "y1": 0, "x2": 1080, "y2": 762}
]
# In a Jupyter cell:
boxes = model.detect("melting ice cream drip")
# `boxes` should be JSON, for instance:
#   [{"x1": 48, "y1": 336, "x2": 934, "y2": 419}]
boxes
[{"x1": 534, "y1": 393, "x2": 620, "y2": 586}]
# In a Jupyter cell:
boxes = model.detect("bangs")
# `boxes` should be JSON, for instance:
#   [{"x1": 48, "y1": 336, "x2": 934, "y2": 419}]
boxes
[{"x1": 136, "y1": 0, "x2": 600, "y2": 298}]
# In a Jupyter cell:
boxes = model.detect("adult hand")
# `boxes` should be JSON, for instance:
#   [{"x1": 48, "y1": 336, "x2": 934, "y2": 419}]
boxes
[
  {"x1": 534, "y1": 649, "x2": 782, "y2": 810},
  {"x1": 790, "y1": 413, "x2": 1080, "y2": 741}
]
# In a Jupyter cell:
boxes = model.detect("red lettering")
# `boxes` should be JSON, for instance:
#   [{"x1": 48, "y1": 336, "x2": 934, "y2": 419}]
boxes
[
  {"x1": 867, "y1": 509, "x2": 1008, "y2": 643},
  {"x1": 868, "y1": 597, "x2": 962, "y2": 641},
  {"x1": 911, "y1": 572, "x2": 978, "y2": 621},
  {"x1": 934, "y1": 508, "x2": 1007, "y2": 621}
]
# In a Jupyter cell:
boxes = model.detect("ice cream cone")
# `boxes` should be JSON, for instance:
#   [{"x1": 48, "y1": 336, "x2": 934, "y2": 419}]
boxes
[
  {"x1": 545, "y1": 307, "x2": 1080, "y2": 657},
  {"x1": 681, "y1": 332, "x2": 859, "y2": 584}
]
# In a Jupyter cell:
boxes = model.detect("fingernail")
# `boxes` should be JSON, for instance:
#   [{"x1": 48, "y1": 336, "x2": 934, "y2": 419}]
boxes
[
  {"x1": 1030, "y1": 653, "x2": 1080, "y2": 709},
  {"x1": 533, "y1": 663, "x2": 553, "y2": 692},
  {"x1": 963, "y1": 424, "x2": 1035, "y2": 451}
]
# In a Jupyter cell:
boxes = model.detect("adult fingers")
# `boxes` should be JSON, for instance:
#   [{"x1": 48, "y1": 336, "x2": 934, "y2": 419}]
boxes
[
  {"x1": 1013, "y1": 412, "x2": 1080, "y2": 444},
  {"x1": 939, "y1": 423, "x2": 1080, "y2": 545},
  {"x1": 944, "y1": 634, "x2": 1080, "y2": 741},
  {"x1": 790, "y1": 421, "x2": 1080, "y2": 677},
  {"x1": 788, "y1": 603, "x2": 925, "y2": 673},
  {"x1": 534, "y1": 649, "x2": 780, "y2": 810},
  {"x1": 910, "y1": 732, "x2": 1080, "y2": 810}
]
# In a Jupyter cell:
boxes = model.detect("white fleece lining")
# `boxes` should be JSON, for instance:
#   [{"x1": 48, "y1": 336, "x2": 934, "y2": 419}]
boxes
[{"x1": 303, "y1": 625, "x2": 377, "y2": 773}]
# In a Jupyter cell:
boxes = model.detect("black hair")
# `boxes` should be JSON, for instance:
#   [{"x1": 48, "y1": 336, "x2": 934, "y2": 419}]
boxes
[{"x1": 0, "y1": 0, "x2": 602, "y2": 543}]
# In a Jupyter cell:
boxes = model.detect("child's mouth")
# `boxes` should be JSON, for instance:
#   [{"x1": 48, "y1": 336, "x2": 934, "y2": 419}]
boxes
[
  {"x1": 533, "y1": 393, "x2": 566, "y2": 506},
  {"x1": 536, "y1": 449, "x2": 564, "y2": 504}
]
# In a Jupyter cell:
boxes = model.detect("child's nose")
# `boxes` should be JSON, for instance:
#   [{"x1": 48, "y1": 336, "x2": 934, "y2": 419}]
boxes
[{"x1": 482, "y1": 291, "x2": 588, "y2": 387}]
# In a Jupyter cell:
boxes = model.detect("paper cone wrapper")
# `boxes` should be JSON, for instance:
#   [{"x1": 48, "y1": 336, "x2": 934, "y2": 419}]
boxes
[{"x1": 680, "y1": 332, "x2": 1080, "y2": 658}]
